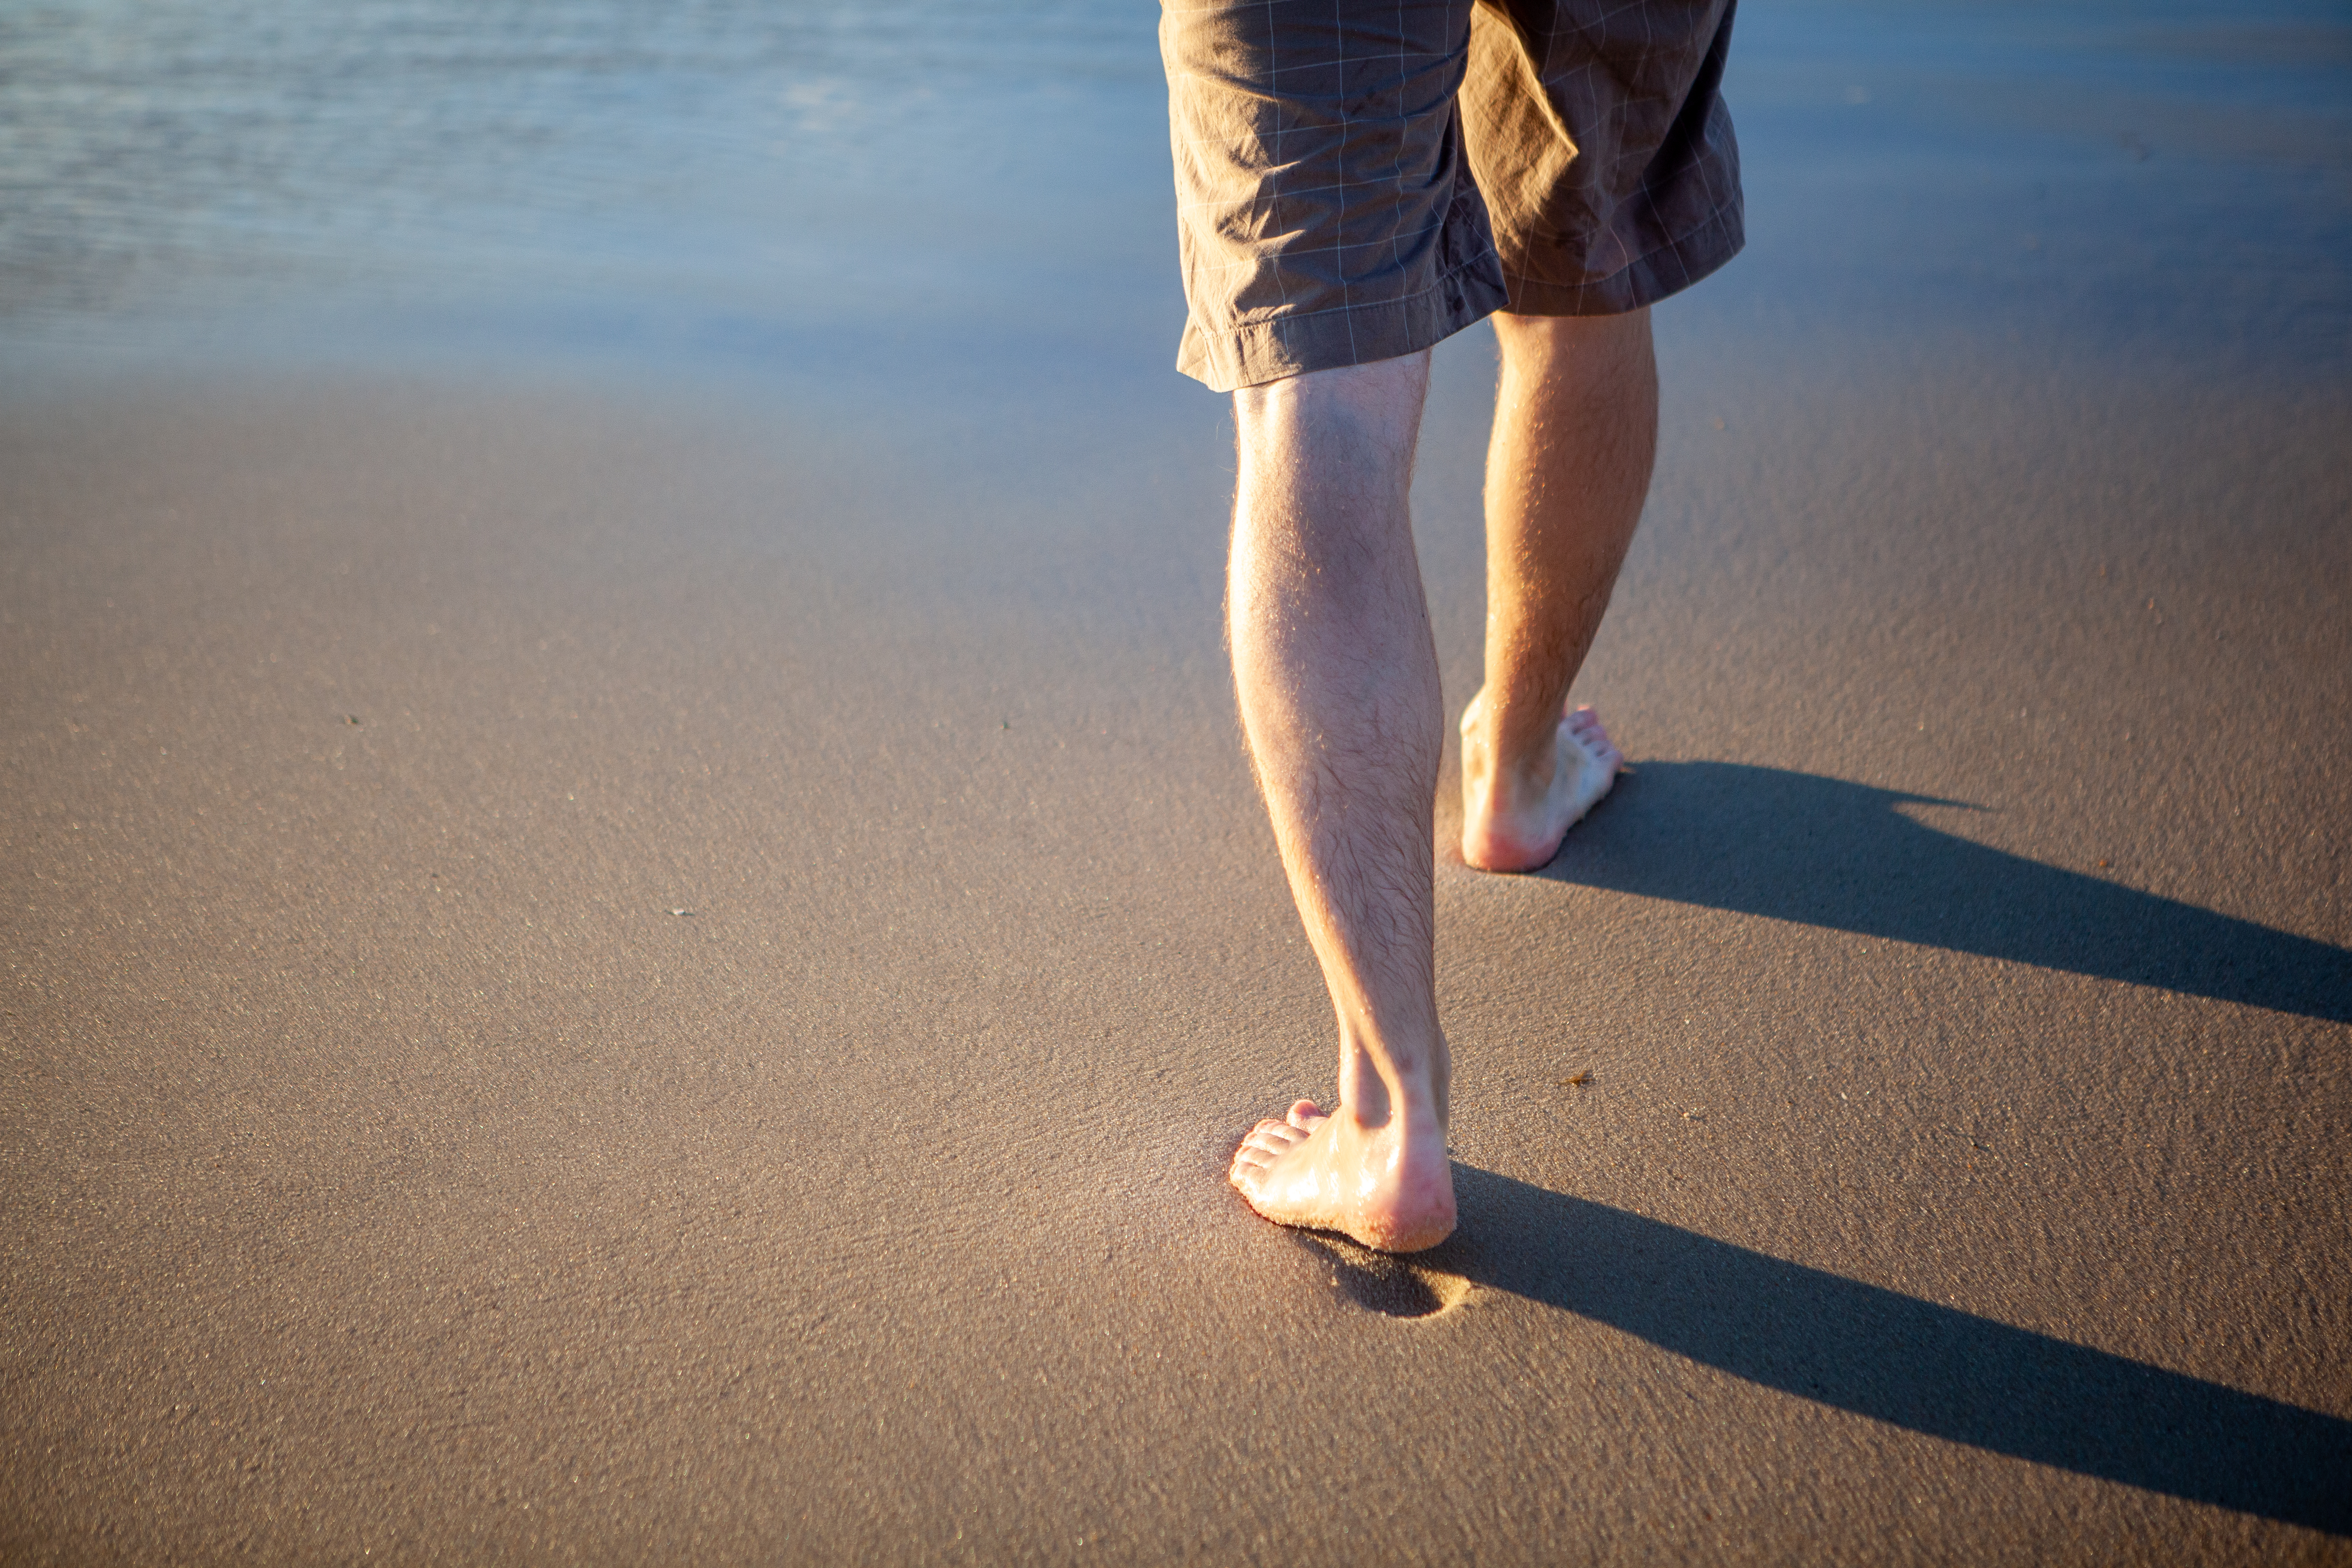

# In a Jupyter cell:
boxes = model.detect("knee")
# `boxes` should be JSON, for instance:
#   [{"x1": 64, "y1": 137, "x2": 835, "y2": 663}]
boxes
[{"x1": 1494, "y1": 307, "x2": 1651, "y2": 364}]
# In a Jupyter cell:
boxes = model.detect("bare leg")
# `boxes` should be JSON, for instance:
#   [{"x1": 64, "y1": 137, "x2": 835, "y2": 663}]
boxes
[
  {"x1": 1223, "y1": 351, "x2": 1457, "y2": 1254},
  {"x1": 1460, "y1": 308, "x2": 1658, "y2": 872}
]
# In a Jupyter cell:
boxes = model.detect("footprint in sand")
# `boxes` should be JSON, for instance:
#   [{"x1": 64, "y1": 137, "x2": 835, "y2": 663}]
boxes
[{"x1": 1299, "y1": 1233, "x2": 1475, "y2": 1320}]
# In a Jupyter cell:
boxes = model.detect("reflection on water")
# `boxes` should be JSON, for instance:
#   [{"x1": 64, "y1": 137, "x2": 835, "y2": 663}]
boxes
[
  {"x1": 0, "y1": 0, "x2": 1163, "y2": 343},
  {"x1": 0, "y1": 0, "x2": 2347, "y2": 368}
]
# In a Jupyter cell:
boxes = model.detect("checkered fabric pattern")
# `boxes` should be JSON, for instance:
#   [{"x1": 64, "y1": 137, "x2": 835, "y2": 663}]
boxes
[{"x1": 1162, "y1": 0, "x2": 1743, "y2": 392}]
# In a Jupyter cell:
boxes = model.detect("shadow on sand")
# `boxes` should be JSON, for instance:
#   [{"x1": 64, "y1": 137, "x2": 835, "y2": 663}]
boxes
[
  {"x1": 1528, "y1": 761, "x2": 2352, "y2": 1024},
  {"x1": 1300, "y1": 1173, "x2": 2352, "y2": 1532},
  {"x1": 1291, "y1": 763, "x2": 2352, "y2": 1525}
]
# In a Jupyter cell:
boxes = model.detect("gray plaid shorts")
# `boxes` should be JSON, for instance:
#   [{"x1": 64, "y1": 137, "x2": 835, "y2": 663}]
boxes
[{"x1": 1162, "y1": 0, "x2": 1743, "y2": 392}]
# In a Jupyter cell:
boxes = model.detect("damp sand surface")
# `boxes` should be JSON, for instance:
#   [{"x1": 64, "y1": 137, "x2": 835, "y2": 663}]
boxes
[{"x1": 4, "y1": 0, "x2": 2351, "y2": 1560}]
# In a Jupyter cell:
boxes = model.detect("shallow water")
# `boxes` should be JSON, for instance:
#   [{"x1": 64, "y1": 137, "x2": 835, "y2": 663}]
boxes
[
  {"x1": 2, "y1": 0, "x2": 2346, "y2": 380},
  {"x1": 0, "y1": 0, "x2": 1165, "y2": 370}
]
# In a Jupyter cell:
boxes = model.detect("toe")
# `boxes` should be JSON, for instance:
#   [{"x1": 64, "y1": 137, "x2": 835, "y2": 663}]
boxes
[
  {"x1": 1285, "y1": 1100, "x2": 1326, "y2": 1130},
  {"x1": 1243, "y1": 1123, "x2": 1303, "y2": 1156},
  {"x1": 1567, "y1": 707, "x2": 1620, "y2": 767}
]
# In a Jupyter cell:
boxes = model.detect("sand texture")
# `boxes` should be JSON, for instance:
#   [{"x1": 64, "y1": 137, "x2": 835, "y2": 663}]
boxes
[{"x1": 4, "y1": 330, "x2": 2347, "y2": 1563}]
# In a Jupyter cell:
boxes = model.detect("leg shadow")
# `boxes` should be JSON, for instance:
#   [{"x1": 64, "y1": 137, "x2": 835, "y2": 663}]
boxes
[
  {"x1": 1537, "y1": 763, "x2": 2352, "y2": 1024},
  {"x1": 1386, "y1": 1168, "x2": 2352, "y2": 1532}
]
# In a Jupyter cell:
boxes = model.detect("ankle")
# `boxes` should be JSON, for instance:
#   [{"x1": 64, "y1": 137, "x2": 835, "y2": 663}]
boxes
[
  {"x1": 1460, "y1": 689, "x2": 1556, "y2": 806},
  {"x1": 1337, "y1": 1042, "x2": 1447, "y2": 1130},
  {"x1": 1338, "y1": 1085, "x2": 1445, "y2": 1134}
]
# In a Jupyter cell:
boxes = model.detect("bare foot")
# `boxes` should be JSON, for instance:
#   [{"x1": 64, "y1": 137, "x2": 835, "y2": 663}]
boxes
[
  {"x1": 1460, "y1": 699, "x2": 1623, "y2": 872},
  {"x1": 1228, "y1": 1098, "x2": 1457, "y2": 1253}
]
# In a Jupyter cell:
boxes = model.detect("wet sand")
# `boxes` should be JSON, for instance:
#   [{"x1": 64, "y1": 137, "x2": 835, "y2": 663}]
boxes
[
  {"x1": 5, "y1": 0, "x2": 2351, "y2": 1562},
  {"x1": 5, "y1": 324, "x2": 2347, "y2": 1562}
]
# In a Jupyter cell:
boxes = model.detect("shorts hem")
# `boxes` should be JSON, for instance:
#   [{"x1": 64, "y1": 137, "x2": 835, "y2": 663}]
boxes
[
  {"x1": 1176, "y1": 257, "x2": 1512, "y2": 394},
  {"x1": 1501, "y1": 202, "x2": 1746, "y2": 318}
]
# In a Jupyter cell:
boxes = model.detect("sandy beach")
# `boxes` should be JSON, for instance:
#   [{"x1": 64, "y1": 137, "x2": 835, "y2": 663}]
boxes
[{"x1": 4, "y1": 0, "x2": 2349, "y2": 1560}]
